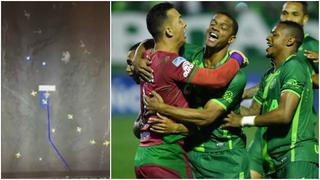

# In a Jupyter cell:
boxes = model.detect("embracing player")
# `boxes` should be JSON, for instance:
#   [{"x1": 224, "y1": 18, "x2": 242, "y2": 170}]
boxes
[
  {"x1": 143, "y1": 12, "x2": 250, "y2": 178},
  {"x1": 133, "y1": 3, "x2": 247, "y2": 178}
]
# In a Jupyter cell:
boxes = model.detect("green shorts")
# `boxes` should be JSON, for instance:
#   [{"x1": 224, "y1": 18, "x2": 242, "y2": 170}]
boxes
[
  {"x1": 270, "y1": 161, "x2": 319, "y2": 178},
  {"x1": 247, "y1": 131, "x2": 264, "y2": 177},
  {"x1": 134, "y1": 143, "x2": 192, "y2": 178},
  {"x1": 188, "y1": 148, "x2": 250, "y2": 178}
]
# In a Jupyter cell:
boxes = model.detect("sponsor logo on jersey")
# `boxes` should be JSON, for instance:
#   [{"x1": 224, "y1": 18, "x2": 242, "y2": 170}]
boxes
[
  {"x1": 172, "y1": 56, "x2": 186, "y2": 67},
  {"x1": 182, "y1": 61, "x2": 194, "y2": 78}
]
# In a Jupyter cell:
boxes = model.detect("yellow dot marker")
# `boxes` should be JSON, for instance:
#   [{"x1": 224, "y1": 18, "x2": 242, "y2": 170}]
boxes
[
  {"x1": 67, "y1": 114, "x2": 73, "y2": 120},
  {"x1": 89, "y1": 139, "x2": 96, "y2": 145},
  {"x1": 15, "y1": 152, "x2": 22, "y2": 159},
  {"x1": 52, "y1": 128, "x2": 56, "y2": 133},
  {"x1": 76, "y1": 126, "x2": 82, "y2": 133},
  {"x1": 102, "y1": 140, "x2": 110, "y2": 146},
  {"x1": 31, "y1": 90, "x2": 37, "y2": 96}
]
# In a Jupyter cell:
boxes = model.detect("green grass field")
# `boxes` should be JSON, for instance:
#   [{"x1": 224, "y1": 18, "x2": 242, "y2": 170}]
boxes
[
  {"x1": 111, "y1": 114, "x2": 259, "y2": 179},
  {"x1": 111, "y1": 115, "x2": 139, "y2": 178}
]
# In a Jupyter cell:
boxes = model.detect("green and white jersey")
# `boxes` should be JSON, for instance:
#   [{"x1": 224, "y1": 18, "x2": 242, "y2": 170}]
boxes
[
  {"x1": 253, "y1": 54, "x2": 318, "y2": 171},
  {"x1": 297, "y1": 34, "x2": 319, "y2": 74},
  {"x1": 180, "y1": 43, "x2": 247, "y2": 152}
]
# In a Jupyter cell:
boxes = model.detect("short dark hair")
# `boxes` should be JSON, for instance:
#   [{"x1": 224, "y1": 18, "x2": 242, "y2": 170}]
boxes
[
  {"x1": 296, "y1": 1, "x2": 308, "y2": 15},
  {"x1": 286, "y1": 1, "x2": 308, "y2": 15},
  {"x1": 129, "y1": 39, "x2": 155, "y2": 52},
  {"x1": 129, "y1": 42, "x2": 140, "y2": 51},
  {"x1": 146, "y1": 2, "x2": 174, "y2": 41},
  {"x1": 279, "y1": 21, "x2": 304, "y2": 47},
  {"x1": 216, "y1": 12, "x2": 239, "y2": 36}
]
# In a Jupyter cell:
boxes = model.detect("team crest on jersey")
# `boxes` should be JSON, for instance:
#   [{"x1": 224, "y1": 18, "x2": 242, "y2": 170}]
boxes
[
  {"x1": 172, "y1": 56, "x2": 187, "y2": 67},
  {"x1": 286, "y1": 79, "x2": 298, "y2": 86},
  {"x1": 223, "y1": 91, "x2": 233, "y2": 103}
]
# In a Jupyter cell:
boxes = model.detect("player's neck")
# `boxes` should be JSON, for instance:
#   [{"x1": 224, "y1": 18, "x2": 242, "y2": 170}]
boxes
[
  {"x1": 204, "y1": 46, "x2": 228, "y2": 67},
  {"x1": 154, "y1": 40, "x2": 179, "y2": 54},
  {"x1": 273, "y1": 49, "x2": 296, "y2": 69}
]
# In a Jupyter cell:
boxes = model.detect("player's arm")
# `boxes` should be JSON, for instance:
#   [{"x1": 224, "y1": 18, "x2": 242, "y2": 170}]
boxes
[
  {"x1": 304, "y1": 50, "x2": 319, "y2": 88},
  {"x1": 242, "y1": 84, "x2": 259, "y2": 99},
  {"x1": 148, "y1": 113, "x2": 189, "y2": 135},
  {"x1": 145, "y1": 92, "x2": 225, "y2": 126},
  {"x1": 145, "y1": 72, "x2": 246, "y2": 126},
  {"x1": 222, "y1": 91, "x2": 300, "y2": 128},
  {"x1": 240, "y1": 92, "x2": 263, "y2": 116},
  {"x1": 304, "y1": 50, "x2": 319, "y2": 63},
  {"x1": 223, "y1": 60, "x2": 304, "y2": 128},
  {"x1": 241, "y1": 74, "x2": 266, "y2": 115},
  {"x1": 312, "y1": 74, "x2": 319, "y2": 88},
  {"x1": 186, "y1": 51, "x2": 247, "y2": 89},
  {"x1": 240, "y1": 100, "x2": 261, "y2": 116},
  {"x1": 132, "y1": 39, "x2": 154, "y2": 82}
]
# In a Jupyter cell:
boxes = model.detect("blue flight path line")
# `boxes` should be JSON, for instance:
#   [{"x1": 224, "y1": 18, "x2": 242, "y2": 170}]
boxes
[{"x1": 40, "y1": 92, "x2": 71, "y2": 170}]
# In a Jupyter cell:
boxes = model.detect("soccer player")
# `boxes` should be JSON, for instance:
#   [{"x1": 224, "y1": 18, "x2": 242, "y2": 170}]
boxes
[
  {"x1": 242, "y1": 1, "x2": 319, "y2": 99},
  {"x1": 127, "y1": 40, "x2": 189, "y2": 139},
  {"x1": 126, "y1": 42, "x2": 141, "y2": 84},
  {"x1": 134, "y1": 3, "x2": 247, "y2": 178},
  {"x1": 223, "y1": 21, "x2": 319, "y2": 178},
  {"x1": 245, "y1": 2, "x2": 319, "y2": 178},
  {"x1": 144, "y1": 12, "x2": 250, "y2": 178}
]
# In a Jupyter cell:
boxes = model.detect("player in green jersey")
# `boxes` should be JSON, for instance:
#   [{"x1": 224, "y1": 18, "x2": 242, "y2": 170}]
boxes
[
  {"x1": 144, "y1": 12, "x2": 250, "y2": 178},
  {"x1": 244, "y1": 2, "x2": 319, "y2": 178},
  {"x1": 223, "y1": 21, "x2": 318, "y2": 178},
  {"x1": 242, "y1": 1, "x2": 319, "y2": 99}
]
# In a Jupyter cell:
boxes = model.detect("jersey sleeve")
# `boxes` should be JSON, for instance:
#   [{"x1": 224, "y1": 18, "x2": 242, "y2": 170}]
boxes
[
  {"x1": 168, "y1": 56, "x2": 197, "y2": 82},
  {"x1": 210, "y1": 71, "x2": 247, "y2": 111},
  {"x1": 187, "y1": 58, "x2": 240, "y2": 89},
  {"x1": 299, "y1": 35, "x2": 319, "y2": 73},
  {"x1": 301, "y1": 35, "x2": 319, "y2": 53},
  {"x1": 280, "y1": 59, "x2": 306, "y2": 98}
]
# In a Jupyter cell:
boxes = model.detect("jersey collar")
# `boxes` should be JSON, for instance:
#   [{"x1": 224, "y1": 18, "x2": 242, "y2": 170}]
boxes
[{"x1": 203, "y1": 51, "x2": 230, "y2": 69}]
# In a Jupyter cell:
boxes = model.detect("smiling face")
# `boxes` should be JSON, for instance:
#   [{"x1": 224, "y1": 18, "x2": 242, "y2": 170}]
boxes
[
  {"x1": 164, "y1": 8, "x2": 187, "y2": 46},
  {"x1": 280, "y1": 2, "x2": 308, "y2": 26},
  {"x1": 205, "y1": 14, "x2": 235, "y2": 50},
  {"x1": 266, "y1": 24, "x2": 288, "y2": 59}
]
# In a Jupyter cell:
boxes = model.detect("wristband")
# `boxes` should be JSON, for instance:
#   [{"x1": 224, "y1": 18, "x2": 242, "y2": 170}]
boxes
[
  {"x1": 241, "y1": 116, "x2": 255, "y2": 127},
  {"x1": 230, "y1": 52, "x2": 244, "y2": 65}
]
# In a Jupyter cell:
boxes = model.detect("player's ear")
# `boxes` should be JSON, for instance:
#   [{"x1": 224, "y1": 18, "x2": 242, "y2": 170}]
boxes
[
  {"x1": 286, "y1": 36, "x2": 295, "y2": 47},
  {"x1": 302, "y1": 14, "x2": 309, "y2": 26},
  {"x1": 228, "y1": 35, "x2": 236, "y2": 44},
  {"x1": 165, "y1": 26, "x2": 174, "y2": 38}
]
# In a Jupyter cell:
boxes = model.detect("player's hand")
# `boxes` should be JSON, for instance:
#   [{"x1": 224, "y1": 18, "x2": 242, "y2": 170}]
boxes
[
  {"x1": 144, "y1": 91, "x2": 164, "y2": 114},
  {"x1": 133, "y1": 43, "x2": 154, "y2": 83},
  {"x1": 304, "y1": 50, "x2": 319, "y2": 63},
  {"x1": 149, "y1": 113, "x2": 181, "y2": 134},
  {"x1": 230, "y1": 50, "x2": 249, "y2": 67},
  {"x1": 221, "y1": 111, "x2": 242, "y2": 128}
]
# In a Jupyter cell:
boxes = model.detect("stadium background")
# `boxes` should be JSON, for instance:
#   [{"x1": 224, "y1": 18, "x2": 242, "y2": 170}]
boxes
[{"x1": 111, "y1": 1, "x2": 319, "y2": 178}]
